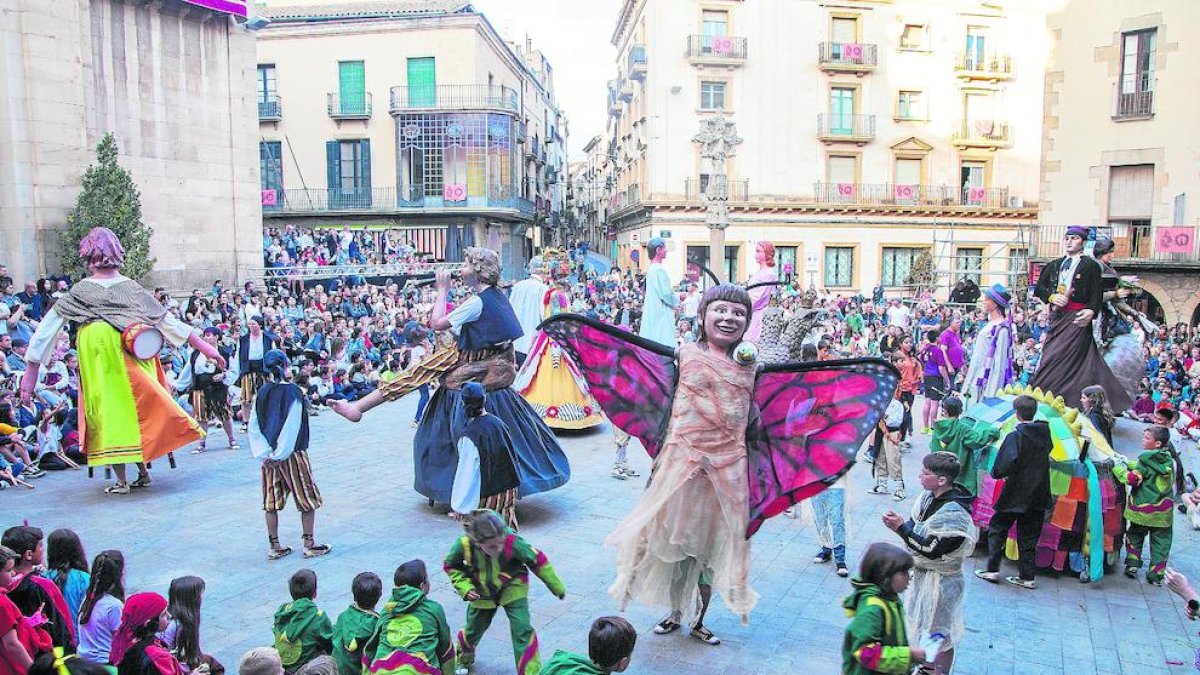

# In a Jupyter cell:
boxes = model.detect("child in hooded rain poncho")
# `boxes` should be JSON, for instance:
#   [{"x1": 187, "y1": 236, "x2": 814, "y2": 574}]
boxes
[
  {"x1": 929, "y1": 396, "x2": 999, "y2": 498},
  {"x1": 882, "y1": 453, "x2": 976, "y2": 675},
  {"x1": 841, "y1": 543, "x2": 930, "y2": 675},
  {"x1": 363, "y1": 560, "x2": 454, "y2": 675},
  {"x1": 1114, "y1": 425, "x2": 1184, "y2": 584}
]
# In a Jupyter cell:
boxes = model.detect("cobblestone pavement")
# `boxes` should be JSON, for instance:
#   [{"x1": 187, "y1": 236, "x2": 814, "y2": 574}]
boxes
[{"x1": 8, "y1": 394, "x2": 1200, "y2": 674}]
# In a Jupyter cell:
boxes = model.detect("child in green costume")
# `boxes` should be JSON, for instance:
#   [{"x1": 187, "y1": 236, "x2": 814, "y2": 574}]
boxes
[
  {"x1": 542, "y1": 616, "x2": 636, "y2": 675},
  {"x1": 444, "y1": 509, "x2": 566, "y2": 675},
  {"x1": 272, "y1": 569, "x2": 333, "y2": 673},
  {"x1": 1115, "y1": 425, "x2": 1184, "y2": 584},
  {"x1": 842, "y1": 543, "x2": 929, "y2": 675},
  {"x1": 332, "y1": 572, "x2": 382, "y2": 675},
  {"x1": 364, "y1": 560, "x2": 455, "y2": 675},
  {"x1": 929, "y1": 396, "x2": 1000, "y2": 496}
]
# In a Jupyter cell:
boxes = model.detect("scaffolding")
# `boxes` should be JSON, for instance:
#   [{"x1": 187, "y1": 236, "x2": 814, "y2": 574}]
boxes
[{"x1": 926, "y1": 219, "x2": 1033, "y2": 297}]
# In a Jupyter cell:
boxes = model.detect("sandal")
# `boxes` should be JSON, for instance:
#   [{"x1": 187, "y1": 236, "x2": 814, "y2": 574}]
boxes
[
  {"x1": 267, "y1": 537, "x2": 293, "y2": 561},
  {"x1": 689, "y1": 623, "x2": 721, "y2": 646},
  {"x1": 105, "y1": 482, "x2": 131, "y2": 495},
  {"x1": 652, "y1": 615, "x2": 682, "y2": 635},
  {"x1": 131, "y1": 474, "x2": 152, "y2": 488},
  {"x1": 302, "y1": 534, "x2": 331, "y2": 558}
]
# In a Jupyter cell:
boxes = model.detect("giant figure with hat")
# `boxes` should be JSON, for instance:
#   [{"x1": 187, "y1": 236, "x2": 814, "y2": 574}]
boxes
[
  {"x1": 960, "y1": 283, "x2": 1015, "y2": 402},
  {"x1": 19, "y1": 227, "x2": 222, "y2": 493},
  {"x1": 1031, "y1": 226, "x2": 1133, "y2": 411},
  {"x1": 639, "y1": 237, "x2": 678, "y2": 348}
]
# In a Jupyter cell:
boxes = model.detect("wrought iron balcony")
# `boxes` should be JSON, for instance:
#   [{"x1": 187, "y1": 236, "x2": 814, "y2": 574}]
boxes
[
  {"x1": 817, "y1": 42, "x2": 878, "y2": 74},
  {"x1": 262, "y1": 186, "x2": 533, "y2": 217},
  {"x1": 629, "y1": 45, "x2": 647, "y2": 80},
  {"x1": 686, "y1": 35, "x2": 747, "y2": 66},
  {"x1": 1114, "y1": 89, "x2": 1154, "y2": 120},
  {"x1": 388, "y1": 84, "x2": 518, "y2": 113},
  {"x1": 951, "y1": 119, "x2": 1011, "y2": 148},
  {"x1": 258, "y1": 96, "x2": 281, "y2": 121},
  {"x1": 618, "y1": 79, "x2": 634, "y2": 102},
  {"x1": 953, "y1": 51, "x2": 1013, "y2": 81},
  {"x1": 684, "y1": 178, "x2": 749, "y2": 201},
  {"x1": 326, "y1": 92, "x2": 372, "y2": 119},
  {"x1": 817, "y1": 114, "x2": 876, "y2": 144},
  {"x1": 812, "y1": 182, "x2": 1018, "y2": 209},
  {"x1": 607, "y1": 80, "x2": 622, "y2": 115},
  {"x1": 1032, "y1": 224, "x2": 1198, "y2": 265}
]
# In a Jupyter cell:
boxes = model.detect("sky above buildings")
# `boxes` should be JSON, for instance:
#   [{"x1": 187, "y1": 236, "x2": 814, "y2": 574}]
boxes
[{"x1": 473, "y1": 0, "x2": 618, "y2": 159}]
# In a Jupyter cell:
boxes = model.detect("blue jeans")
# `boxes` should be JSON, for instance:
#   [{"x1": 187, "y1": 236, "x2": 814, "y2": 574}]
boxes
[
  {"x1": 414, "y1": 384, "x2": 430, "y2": 422},
  {"x1": 812, "y1": 487, "x2": 846, "y2": 562}
]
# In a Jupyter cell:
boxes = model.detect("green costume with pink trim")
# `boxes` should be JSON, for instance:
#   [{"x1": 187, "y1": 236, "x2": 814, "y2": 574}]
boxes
[
  {"x1": 841, "y1": 580, "x2": 913, "y2": 674},
  {"x1": 363, "y1": 585, "x2": 454, "y2": 675},
  {"x1": 1113, "y1": 447, "x2": 1176, "y2": 581},
  {"x1": 443, "y1": 521, "x2": 566, "y2": 675}
]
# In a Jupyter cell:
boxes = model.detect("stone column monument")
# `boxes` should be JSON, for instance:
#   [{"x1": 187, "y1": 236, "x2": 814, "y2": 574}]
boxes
[{"x1": 692, "y1": 116, "x2": 742, "y2": 283}]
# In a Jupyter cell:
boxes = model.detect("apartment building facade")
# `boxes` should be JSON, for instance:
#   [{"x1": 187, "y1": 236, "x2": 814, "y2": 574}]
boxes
[
  {"x1": 601, "y1": 0, "x2": 1046, "y2": 296},
  {"x1": 1038, "y1": 1, "x2": 1200, "y2": 326},
  {"x1": 1, "y1": 0, "x2": 261, "y2": 289},
  {"x1": 255, "y1": 1, "x2": 568, "y2": 277}
]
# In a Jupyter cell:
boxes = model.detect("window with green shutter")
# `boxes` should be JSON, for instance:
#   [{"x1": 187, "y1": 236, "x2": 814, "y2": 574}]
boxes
[
  {"x1": 326, "y1": 139, "x2": 371, "y2": 208},
  {"x1": 338, "y1": 61, "x2": 366, "y2": 115},
  {"x1": 260, "y1": 142, "x2": 283, "y2": 209},
  {"x1": 824, "y1": 246, "x2": 854, "y2": 287},
  {"x1": 407, "y1": 57, "x2": 436, "y2": 107}
]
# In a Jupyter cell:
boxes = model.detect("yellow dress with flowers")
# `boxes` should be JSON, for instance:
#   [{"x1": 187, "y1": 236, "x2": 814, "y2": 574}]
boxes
[{"x1": 512, "y1": 289, "x2": 603, "y2": 430}]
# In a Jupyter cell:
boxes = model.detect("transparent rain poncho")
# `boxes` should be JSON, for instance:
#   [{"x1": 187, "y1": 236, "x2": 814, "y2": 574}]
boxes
[{"x1": 903, "y1": 491, "x2": 977, "y2": 650}]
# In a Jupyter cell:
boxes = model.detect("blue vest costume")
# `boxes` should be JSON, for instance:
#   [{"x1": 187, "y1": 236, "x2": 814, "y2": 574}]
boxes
[
  {"x1": 462, "y1": 413, "x2": 520, "y2": 499},
  {"x1": 458, "y1": 286, "x2": 523, "y2": 351}
]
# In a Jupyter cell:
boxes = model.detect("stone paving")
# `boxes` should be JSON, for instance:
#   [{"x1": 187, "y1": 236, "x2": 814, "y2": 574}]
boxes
[{"x1": 7, "y1": 394, "x2": 1200, "y2": 674}]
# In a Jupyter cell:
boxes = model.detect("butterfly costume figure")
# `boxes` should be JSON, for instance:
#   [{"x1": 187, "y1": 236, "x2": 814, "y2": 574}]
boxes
[{"x1": 540, "y1": 300, "x2": 898, "y2": 625}]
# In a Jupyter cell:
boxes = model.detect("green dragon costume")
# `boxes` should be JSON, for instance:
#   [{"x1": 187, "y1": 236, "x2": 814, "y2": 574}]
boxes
[
  {"x1": 1114, "y1": 447, "x2": 1177, "y2": 581},
  {"x1": 272, "y1": 598, "x2": 334, "y2": 672},
  {"x1": 332, "y1": 604, "x2": 379, "y2": 675},
  {"x1": 363, "y1": 585, "x2": 454, "y2": 675},
  {"x1": 841, "y1": 580, "x2": 913, "y2": 674}
]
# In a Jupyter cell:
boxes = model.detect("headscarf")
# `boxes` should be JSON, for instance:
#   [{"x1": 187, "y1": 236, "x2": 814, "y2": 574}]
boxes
[
  {"x1": 264, "y1": 349, "x2": 289, "y2": 381},
  {"x1": 110, "y1": 592, "x2": 167, "y2": 665}
]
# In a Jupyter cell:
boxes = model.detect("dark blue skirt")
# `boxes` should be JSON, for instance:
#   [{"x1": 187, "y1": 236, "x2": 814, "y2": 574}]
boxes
[{"x1": 413, "y1": 386, "x2": 570, "y2": 502}]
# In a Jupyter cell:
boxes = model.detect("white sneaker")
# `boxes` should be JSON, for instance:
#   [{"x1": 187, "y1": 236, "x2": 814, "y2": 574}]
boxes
[
  {"x1": 611, "y1": 465, "x2": 628, "y2": 480},
  {"x1": 619, "y1": 463, "x2": 640, "y2": 478}
]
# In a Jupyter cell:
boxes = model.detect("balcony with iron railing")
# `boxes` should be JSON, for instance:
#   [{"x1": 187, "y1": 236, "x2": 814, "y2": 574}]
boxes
[
  {"x1": 629, "y1": 44, "x2": 647, "y2": 80},
  {"x1": 811, "y1": 182, "x2": 1018, "y2": 209},
  {"x1": 262, "y1": 186, "x2": 533, "y2": 218},
  {"x1": 618, "y1": 79, "x2": 634, "y2": 102},
  {"x1": 686, "y1": 34, "x2": 748, "y2": 66},
  {"x1": 607, "y1": 80, "x2": 623, "y2": 115},
  {"x1": 817, "y1": 114, "x2": 876, "y2": 144},
  {"x1": 326, "y1": 92, "x2": 372, "y2": 120},
  {"x1": 951, "y1": 119, "x2": 1011, "y2": 148},
  {"x1": 953, "y1": 51, "x2": 1013, "y2": 81},
  {"x1": 683, "y1": 178, "x2": 750, "y2": 201},
  {"x1": 387, "y1": 84, "x2": 519, "y2": 114},
  {"x1": 1032, "y1": 224, "x2": 1199, "y2": 266},
  {"x1": 817, "y1": 42, "x2": 878, "y2": 74},
  {"x1": 1113, "y1": 85, "x2": 1154, "y2": 120},
  {"x1": 258, "y1": 96, "x2": 281, "y2": 121}
]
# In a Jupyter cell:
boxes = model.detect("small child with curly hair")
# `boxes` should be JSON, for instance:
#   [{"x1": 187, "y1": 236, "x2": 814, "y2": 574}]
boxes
[{"x1": 443, "y1": 509, "x2": 565, "y2": 675}]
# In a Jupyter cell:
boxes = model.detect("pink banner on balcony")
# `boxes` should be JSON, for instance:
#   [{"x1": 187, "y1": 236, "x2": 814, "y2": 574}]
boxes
[
  {"x1": 711, "y1": 36, "x2": 733, "y2": 54},
  {"x1": 894, "y1": 184, "x2": 916, "y2": 201},
  {"x1": 443, "y1": 183, "x2": 467, "y2": 202},
  {"x1": 843, "y1": 43, "x2": 863, "y2": 60},
  {"x1": 261, "y1": 189, "x2": 277, "y2": 206},
  {"x1": 837, "y1": 183, "x2": 855, "y2": 198},
  {"x1": 967, "y1": 187, "x2": 987, "y2": 204},
  {"x1": 1155, "y1": 227, "x2": 1195, "y2": 253},
  {"x1": 176, "y1": 0, "x2": 248, "y2": 17}
]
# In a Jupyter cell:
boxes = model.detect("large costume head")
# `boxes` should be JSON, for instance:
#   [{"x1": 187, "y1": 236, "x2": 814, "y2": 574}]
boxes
[
  {"x1": 264, "y1": 349, "x2": 290, "y2": 381},
  {"x1": 983, "y1": 283, "x2": 1011, "y2": 314},
  {"x1": 463, "y1": 381, "x2": 486, "y2": 418},
  {"x1": 79, "y1": 227, "x2": 126, "y2": 271},
  {"x1": 463, "y1": 247, "x2": 501, "y2": 287},
  {"x1": 646, "y1": 237, "x2": 667, "y2": 262},
  {"x1": 527, "y1": 256, "x2": 547, "y2": 277},
  {"x1": 696, "y1": 283, "x2": 752, "y2": 352},
  {"x1": 1092, "y1": 235, "x2": 1115, "y2": 260},
  {"x1": 1064, "y1": 226, "x2": 1088, "y2": 255},
  {"x1": 755, "y1": 241, "x2": 776, "y2": 267}
]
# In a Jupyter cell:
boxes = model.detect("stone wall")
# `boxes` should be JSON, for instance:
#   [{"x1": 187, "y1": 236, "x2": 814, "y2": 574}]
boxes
[{"x1": 0, "y1": 0, "x2": 260, "y2": 290}]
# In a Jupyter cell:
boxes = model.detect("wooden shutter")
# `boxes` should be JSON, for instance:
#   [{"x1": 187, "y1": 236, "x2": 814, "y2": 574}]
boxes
[
  {"x1": 338, "y1": 61, "x2": 365, "y2": 113},
  {"x1": 325, "y1": 141, "x2": 339, "y2": 190},
  {"x1": 359, "y1": 140, "x2": 372, "y2": 193},
  {"x1": 1108, "y1": 164, "x2": 1153, "y2": 219}
]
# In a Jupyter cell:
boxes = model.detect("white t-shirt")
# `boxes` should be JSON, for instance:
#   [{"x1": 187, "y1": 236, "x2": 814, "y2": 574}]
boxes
[
  {"x1": 446, "y1": 294, "x2": 484, "y2": 335},
  {"x1": 886, "y1": 304, "x2": 912, "y2": 329}
]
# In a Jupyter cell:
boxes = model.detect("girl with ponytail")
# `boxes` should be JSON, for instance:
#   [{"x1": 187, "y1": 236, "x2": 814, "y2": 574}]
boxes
[
  {"x1": 77, "y1": 550, "x2": 125, "y2": 663},
  {"x1": 46, "y1": 529, "x2": 90, "y2": 633}
]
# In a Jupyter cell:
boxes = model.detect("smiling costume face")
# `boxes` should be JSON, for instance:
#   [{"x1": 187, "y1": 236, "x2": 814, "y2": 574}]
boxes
[{"x1": 696, "y1": 283, "x2": 752, "y2": 353}]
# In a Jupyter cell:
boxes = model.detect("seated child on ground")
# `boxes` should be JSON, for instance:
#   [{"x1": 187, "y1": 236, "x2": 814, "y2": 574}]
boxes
[
  {"x1": 364, "y1": 560, "x2": 454, "y2": 675},
  {"x1": 542, "y1": 616, "x2": 637, "y2": 675},
  {"x1": 272, "y1": 570, "x2": 332, "y2": 673},
  {"x1": 331, "y1": 573, "x2": 381, "y2": 675}
]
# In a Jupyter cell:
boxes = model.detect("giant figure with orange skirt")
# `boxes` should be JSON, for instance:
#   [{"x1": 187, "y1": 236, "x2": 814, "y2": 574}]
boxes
[{"x1": 19, "y1": 227, "x2": 224, "y2": 494}]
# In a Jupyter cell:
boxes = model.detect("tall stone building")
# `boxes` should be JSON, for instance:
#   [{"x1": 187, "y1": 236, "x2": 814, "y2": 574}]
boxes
[
  {"x1": 1038, "y1": 0, "x2": 1200, "y2": 326},
  {"x1": 0, "y1": 0, "x2": 262, "y2": 290},
  {"x1": 254, "y1": 0, "x2": 569, "y2": 279},
  {"x1": 601, "y1": 0, "x2": 1048, "y2": 295}
]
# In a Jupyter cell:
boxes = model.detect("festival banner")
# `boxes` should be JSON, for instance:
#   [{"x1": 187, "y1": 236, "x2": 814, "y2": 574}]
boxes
[
  {"x1": 443, "y1": 184, "x2": 467, "y2": 202},
  {"x1": 711, "y1": 37, "x2": 734, "y2": 55},
  {"x1": 843, "y1": 43, "x2": 864, "y2": 61},
  {"x1": 260, "y1": 189, "x2": 277, "y2": 206},
  {"x1": 967, "y1": 186, "x2": 987, "y2": 204},
  {"x1": 836, "y1": 182, "x2": 855, "y2": 199},
  {"x1": 894, "y1": 184, "x2": 916, "y2": 201},
  {"x1": 1155, "y1": 226, "x2": 1195, "y2": 253}
]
